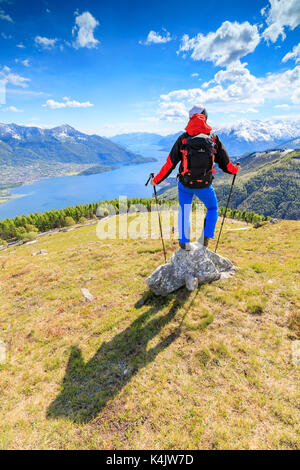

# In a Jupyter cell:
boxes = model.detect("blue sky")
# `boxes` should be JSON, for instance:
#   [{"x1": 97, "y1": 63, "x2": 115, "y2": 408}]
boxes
[{"x1": 0, "y1": 0, "x2": 299, "y2": 135}]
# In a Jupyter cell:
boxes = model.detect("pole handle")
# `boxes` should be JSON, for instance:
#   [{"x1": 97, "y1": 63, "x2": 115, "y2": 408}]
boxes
[
  {"x1": 232, "y1": 162, "x2": 240, "y2": 184},
  {"x1": 145, "y1": 172, "x2": 155, "y2": 186}
]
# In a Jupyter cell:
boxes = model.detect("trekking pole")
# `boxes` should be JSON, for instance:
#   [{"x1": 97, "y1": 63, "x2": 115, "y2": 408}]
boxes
[
  {"x1": 215, "y1": 162, "x2": 240, "y2": 253},
  {"x1": 145, "y1": 173, "x2": 167, "y2": 263}
]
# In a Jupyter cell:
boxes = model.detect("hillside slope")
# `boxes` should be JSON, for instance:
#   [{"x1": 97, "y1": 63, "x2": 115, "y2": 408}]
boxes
[
  {"x1": 215, "y1": 149, "x2": 300, "y2": 219},
  {"x1": 0, "y1": 216, "x2": 299, "y2": 450},
  {"x1": 158, "y1": 149, "x2": 300, "y2": 220}
]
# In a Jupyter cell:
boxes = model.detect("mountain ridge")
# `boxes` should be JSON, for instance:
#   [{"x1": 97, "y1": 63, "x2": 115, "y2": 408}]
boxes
[
  {"x1": 111, "y1": 119, "x2": 300, "y2": 156},
  {"x1": 0, "y1": 122, "x2": 156, "y2": 166}
]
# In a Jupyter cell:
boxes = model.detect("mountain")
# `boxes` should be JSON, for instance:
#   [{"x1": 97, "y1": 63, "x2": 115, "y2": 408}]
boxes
[
  {"x1": 112, "y1": 119, "x2": 300, "y2": 156},
  {"x1": 158, "y1": 149, "x2": 300, "y2": 220},
  {"x1": 0, "y1": 123, "x2": 156, "y2": 166},
  {"x1": 214, "y1": 119, "x2": 300, "y2": 156}
]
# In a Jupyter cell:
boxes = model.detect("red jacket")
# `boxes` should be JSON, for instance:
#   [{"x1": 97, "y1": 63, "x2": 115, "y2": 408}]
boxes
[{"x1": 153, "y1": 114, "x2": 238, "y2": 185}]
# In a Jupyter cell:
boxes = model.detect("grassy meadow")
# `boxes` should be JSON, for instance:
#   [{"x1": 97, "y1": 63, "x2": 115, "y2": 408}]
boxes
[{"x1": 0, "y1": 215, "x2": 299, "y2": 449}]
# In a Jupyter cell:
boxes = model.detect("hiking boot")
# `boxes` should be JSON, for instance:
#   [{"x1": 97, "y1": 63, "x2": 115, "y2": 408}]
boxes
[
  {"x1": 179, "y1": 242, "x2": 191, "y2": 251},
  {"x1": 203, "y1": 237, "x2": 210, "y2": 247}
]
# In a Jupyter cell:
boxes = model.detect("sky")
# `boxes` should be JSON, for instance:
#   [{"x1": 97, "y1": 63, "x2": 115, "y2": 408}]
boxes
[{"x1": 0, "y1": 0, "x2": 300, "y2": 136}]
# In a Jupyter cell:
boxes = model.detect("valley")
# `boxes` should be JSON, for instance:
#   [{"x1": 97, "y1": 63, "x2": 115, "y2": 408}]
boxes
[
  {"x1": 0, "y1": 119, "x2": 299, "y2": 220},
  {"x1": 0, "y1": 123, "x2": 157, "y2": 207}
]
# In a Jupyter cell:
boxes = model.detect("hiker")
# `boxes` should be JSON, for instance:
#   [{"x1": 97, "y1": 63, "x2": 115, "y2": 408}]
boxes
[{"x1": 151, "y1": 105, "x2": 240, "y2": 250}]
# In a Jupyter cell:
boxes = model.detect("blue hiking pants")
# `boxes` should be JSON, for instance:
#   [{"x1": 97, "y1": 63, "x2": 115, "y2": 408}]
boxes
[{"x1": 178, "y1": 181, "x2": 218, "y2": 244}]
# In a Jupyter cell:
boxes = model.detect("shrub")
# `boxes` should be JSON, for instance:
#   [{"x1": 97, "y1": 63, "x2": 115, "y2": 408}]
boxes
[
  {"x1": 15, "y1": 227, "x2": 27, "y2": 238},
  {"x1": 25, "y1": 224, "x2": 38, "y2": 233},
  {"x1": 64, "y1": 217, "x2": 76, "y2": 227},
  {"x1": 20, "y1": 232, "x2": 37, "y2": 243},
  {"x1": 0, "y1": 238, "x2": 8, "y2": 247}
]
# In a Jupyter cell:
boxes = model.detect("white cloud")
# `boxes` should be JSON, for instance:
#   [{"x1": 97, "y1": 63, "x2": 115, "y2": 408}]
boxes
[
  {"x1": 42, "y1": 98, "x2": 94, "y2": 109},
  {"x1": 178, "y1": 21, "x2": 260, "y2": 67},
  {"x1": 2, "y1": 105, "x2": 23, "y2": 112},
  {"x1": 35, "y1": 36, "x2": 58, "y2": 49},
  {"x1": 139, "y1": 29, "x2": 173, "y2": 45},
  {"x1": 72, "y1": 11, "x2": 99, "y2": 49},
  {"x1": 240, "y1": 108, "x2": 259, "y2": 113},
  {"x1": 282, "y1": 43, "x2": 300, "y2": 63},
  {"x1": 275, "y1": 104, "x2": 290, "y2": 108},
  {"x1": 262, "y1": 0, "x2": 300, "y2": 42},
  {"x1": 191, "y1": 73, "x2": 199, "y2": 78},
  {"x1": 0, "y1": 65, "x2": 30, "y2": 87},
  {"x1": 1, "y1": 32, "x2": 12, "y2": 39},
  {"x1": 158, "y1": 62, "x2": 300, "y2": 120},
  {"x1": 16, "y1": 43, "x2": 25, "y2": 49},
  {"x1": 0, "y1": 8, "x2": 12, "y2": 22},
  {"x1": 272, "y1": 112, "x2": 300, "y2": 120},
  {"x1": 291, "y1": 87, "x2": 300, "y2": 104},
  {"x1": 158, "y1": 101, "x2": 189, "y2": 121},
  {"x1": 202, "y1": 61, "x2": 252, "y2": 88},
  {"x1": 140, "y1": 117, "x2": 161, "y2": 123},
  {"x1": 15, "y1": 58, "x2": 30, "y2": 67}
]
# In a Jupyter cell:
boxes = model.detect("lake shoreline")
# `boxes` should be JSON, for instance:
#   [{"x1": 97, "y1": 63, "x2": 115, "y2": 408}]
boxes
[
  {"x1": 0, "y1": 145, "x2": 166, "y2": 220},
  {"x1": 0, "y1": 157, "x2": 158, "y2": 208}
]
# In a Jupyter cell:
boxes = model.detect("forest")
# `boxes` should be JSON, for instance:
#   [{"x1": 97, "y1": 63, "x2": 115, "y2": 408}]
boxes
[{"x1": 0, "y1": 198, "x2": 269, "y2": 244}]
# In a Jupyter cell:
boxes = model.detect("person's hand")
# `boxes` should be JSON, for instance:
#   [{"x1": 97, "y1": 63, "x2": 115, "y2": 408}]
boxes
[{"x1": 150, "y1": 178, "x2": 155, "y2": 186}]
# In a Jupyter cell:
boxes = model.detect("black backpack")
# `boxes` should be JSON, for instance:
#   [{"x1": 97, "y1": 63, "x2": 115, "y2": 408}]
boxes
[{"x1": 179, "y1": 132, "x2": 216, "y2": 188}]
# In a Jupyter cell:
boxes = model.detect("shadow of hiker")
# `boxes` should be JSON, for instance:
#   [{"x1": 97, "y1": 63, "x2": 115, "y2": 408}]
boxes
[{"x1": 47, "y1": 288, "x2": 194, "y2": 424}]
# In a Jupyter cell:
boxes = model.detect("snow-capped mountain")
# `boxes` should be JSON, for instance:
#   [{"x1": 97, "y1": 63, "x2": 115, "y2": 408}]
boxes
[
  {"x1": 0, "y1": 123, "x2": 105, "y2": 144},
  {"x1": 0, "y1": 123, "x2": 156, "y2": 166},
  {"x1": 214, "y1": 119, "x2": 300, "y2": 155},
  {"x1": 114, "y1": 119, "x2": 300, "y2": 156}
]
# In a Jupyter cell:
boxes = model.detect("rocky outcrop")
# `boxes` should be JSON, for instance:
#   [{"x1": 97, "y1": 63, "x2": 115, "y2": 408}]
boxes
[{"x1": 147, "y1": 242, "x2": 236, "y2": 296}]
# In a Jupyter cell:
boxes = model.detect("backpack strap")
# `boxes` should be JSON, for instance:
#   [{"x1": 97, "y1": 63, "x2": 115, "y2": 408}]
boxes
[
  {"x1": 180, "y1": 136, "x2": 189, "y2": 175},
  {"x1": 210, "y1": 132, "x2": 216, "y2": 174}
]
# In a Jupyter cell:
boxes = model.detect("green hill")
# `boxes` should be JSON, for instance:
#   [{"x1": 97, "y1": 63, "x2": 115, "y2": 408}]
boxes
[
  {"x1": 0, "y1": 214, "x2": 299, "y2": 449},
  {"x1": 158, "y1": 149, "x2": 300, "y2": 220}
]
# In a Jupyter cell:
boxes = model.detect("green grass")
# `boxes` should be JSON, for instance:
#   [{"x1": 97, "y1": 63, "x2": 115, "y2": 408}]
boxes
[{"x1": 0, "y1": 217, "x2": 299, "y2": 449}]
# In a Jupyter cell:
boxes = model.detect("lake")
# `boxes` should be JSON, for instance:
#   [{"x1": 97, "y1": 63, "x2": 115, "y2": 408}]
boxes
[{"x1": 0, "y1": 144, "x2": 171, "y2": 221}]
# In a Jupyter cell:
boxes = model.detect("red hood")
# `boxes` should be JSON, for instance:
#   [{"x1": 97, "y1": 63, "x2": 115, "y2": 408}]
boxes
[{"x1": 185, "y1": 114, "x2": 212, "y2": 136}]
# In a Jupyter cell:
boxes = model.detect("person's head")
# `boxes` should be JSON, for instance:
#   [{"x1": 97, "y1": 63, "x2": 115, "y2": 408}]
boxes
[{"x1": 188, "y1": 105, "x2": 208, "y2": 120}]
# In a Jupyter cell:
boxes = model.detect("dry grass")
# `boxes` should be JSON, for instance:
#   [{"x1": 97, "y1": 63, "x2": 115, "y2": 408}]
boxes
[{"x1": 0, "y1": 216, "x2": 299, "y2": 450}]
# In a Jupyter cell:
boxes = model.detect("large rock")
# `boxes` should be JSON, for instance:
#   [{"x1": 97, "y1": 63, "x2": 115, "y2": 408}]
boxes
[{"x1": 146, "y1": 242, "x2": 236, "y2": 296}]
